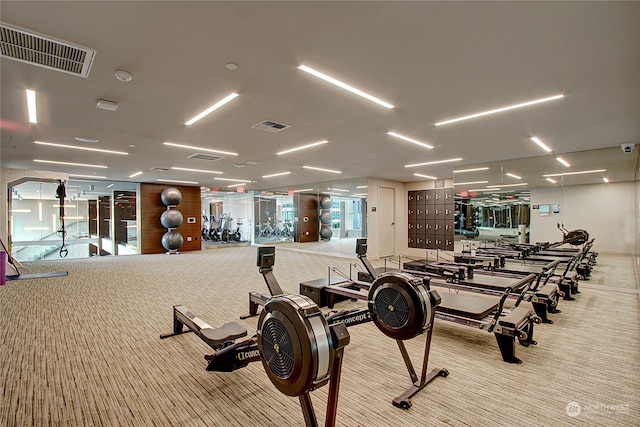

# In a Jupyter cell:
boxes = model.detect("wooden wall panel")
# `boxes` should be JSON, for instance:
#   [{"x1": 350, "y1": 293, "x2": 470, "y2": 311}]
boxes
[
  {"x1": 88, "y1": 200, "x2": 97, "y2": 236},
  {"x1": 295, "y1": 193, "x2": 319, "y2": 242},
  {"x1": 139, "y1": 184, "x2": 202, "y2": 254}
]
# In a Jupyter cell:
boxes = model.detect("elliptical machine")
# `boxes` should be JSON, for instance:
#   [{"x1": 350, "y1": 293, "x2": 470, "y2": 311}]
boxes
[{"x1": 556, "y1": 223, "x2": 589, "y2": 246}]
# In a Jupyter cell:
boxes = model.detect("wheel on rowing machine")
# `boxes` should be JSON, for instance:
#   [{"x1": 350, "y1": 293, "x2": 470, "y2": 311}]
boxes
[
  {"x1": 257, "y1": 294, "x2": 333, "y2": 397},
  {"x1": 368, "y1": 272, "x2": 433, "y2": 341},
  {"x1": 517, "y1": 329, "x2": 529, "y2": 342}
]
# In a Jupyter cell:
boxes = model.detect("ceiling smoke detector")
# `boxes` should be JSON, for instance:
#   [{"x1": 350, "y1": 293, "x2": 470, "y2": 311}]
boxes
[{"x1": 114, "y1": 70, "x2": 133, "y2": 82}]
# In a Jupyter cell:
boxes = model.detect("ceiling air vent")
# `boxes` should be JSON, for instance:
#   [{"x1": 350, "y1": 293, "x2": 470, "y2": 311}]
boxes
[
  {"x1": 0, "y1": 22, "x2": 96, "y2": 78},
  {"x1": 252, "y1": 120, "x2": 290, "y2": 133},
  {"x1": 188, "y1": 153, "x2": 225, "y2": 161}
]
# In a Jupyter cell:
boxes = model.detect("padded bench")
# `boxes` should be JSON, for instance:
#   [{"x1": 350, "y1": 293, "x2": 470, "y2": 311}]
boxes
[{"x1": 438, "y1": 293, "x2": 497, "y2": 320}]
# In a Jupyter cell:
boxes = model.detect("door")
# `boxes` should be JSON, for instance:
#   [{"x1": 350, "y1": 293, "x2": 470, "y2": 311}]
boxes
[{"x1": 378, "y1": 186, "x2": 396, "y2": 257}]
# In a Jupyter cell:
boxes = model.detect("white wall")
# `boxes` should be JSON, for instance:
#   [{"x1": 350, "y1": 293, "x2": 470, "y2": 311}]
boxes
[
  {"x1": 530, "y1": 181, "x2": 637, "y2": 254},
  {"x1": 365, "y1": 178, "x2": 405, "y2": 259}
]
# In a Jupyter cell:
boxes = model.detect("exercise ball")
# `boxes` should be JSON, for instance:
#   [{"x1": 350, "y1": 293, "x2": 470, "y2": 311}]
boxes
[
  {"x1": 319, "y1": 196, "x2": 332, "y2": 209},
  {"x1": 319, "y1": 211, "x2": 332, "y2": 224},
  {"x1": 160, "y1": 209, "x2": 184, "y2": 229},
  {"x1": 320, "y1": 226, "x2": 333, "y2": 240},
  {"x1": 161, "y1": 187, "x2": 182, "y2": 206},
  {"x1": 162, "y1": 230, "x2": 184, "y2": 251}
]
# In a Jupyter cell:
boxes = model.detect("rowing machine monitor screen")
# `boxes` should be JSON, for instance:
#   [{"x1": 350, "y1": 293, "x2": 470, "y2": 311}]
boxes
[
  {"x1": 356, "y1": 239, "x2": 367, "y2": 257},
  {"x1": 258, "y1": 246, "x2": 276, "y2": 269}
]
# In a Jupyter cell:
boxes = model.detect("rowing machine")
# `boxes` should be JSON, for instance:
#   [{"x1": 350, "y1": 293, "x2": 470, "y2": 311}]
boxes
[
  {"x1": 246, "y1": 246, "x2": 448, "y2": 409},
  {"x1": 161, "y1": 294, "x2": 350, "y2": 424}
]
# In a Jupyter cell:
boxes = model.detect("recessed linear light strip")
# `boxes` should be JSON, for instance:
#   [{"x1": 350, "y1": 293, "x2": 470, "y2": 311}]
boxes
[
  {"x1": 603, "y1": 177, "x2": 609, "y2": 183},
  {"x1": 185, "y1": 93, "x2": 239, "y2": 126},
  {"x1": 157, "y1": 179, "x2": 199, "y2": 184},
  {"x1": 530, "y1": 137, "x2": 552, "y2": 153},
  {"x1": 387, "y1": 132, "x2": 433, "y2": 149},
  {"x1": 543, "y1": 169, "x2": 606, "y2": 177},
  {"x1": 69, "y1": 174, "x2": 108, "y2": 179},
  {"x1": 434, "y1": 94, "x2": 565, "y2": 126},
  {"x1": 505, "y1": 173, "x2": 521, "y2": 179},
  {"x1": 163, "y1": 142, "x2": 238, "y2": 156},
  {"x1": 263, "y1": 172, "x2": 291, "y2": 178},
  {"x1": 486, "y1": 183, "x2": 528, "y2": 188},
  {"x1": 454, "y1": 167, "x2": 489, "y2": 174},
  {"x1": 303, "y1": 165, "x2": 341, "y2": 174},
  {"x1": 227, "y1": 183, "x2": 246, "y2": 188},
  {"x1": 129, "y1": 171, "x2": 143, "y2": 178},
  {"x1": 556, "y1": 157, "x2": 571, "y2": 167},
  {"x1": 294, "y1": 188, "x2": 314, "y2": 193},
  {"x1": 328, "y1": 188, "x2": 349, "y2": 192},
  {"x1": 414, "y1": 173, "x2": 437, "y2": 180},
  {"x1": 277, "y1": 140, "x2": 328, "y2": 155},
  {"x1": 35, "y1": 141, "x2": 128, "y2": 155},
  {"x1": 34, "y1": 159, "x2": 107, "y2": 168},
  {"x1": 405, "y1": 158, "x2": 463, "y2": 168},
  {"x1": 214, "y1": 177, "x2": 253, "y2": 183},
  {"x1": 546, "y1": 178, "x2": 557, "y2": 184},
  {"x1": 26, "y1": 89, "x2": 37, "y2": 123},
  {"x1": 298, "y1": 65, "x2": 394, "y2": 109},
  {"x1": 356, "y1": 185, "x2": 368, "y2": 189},
  {"x1": 172, "y1": 167, "x2": 223, "y2": 174},
  {"x1": 453, "y1": 180, "x2": 488, "y2": 186}
]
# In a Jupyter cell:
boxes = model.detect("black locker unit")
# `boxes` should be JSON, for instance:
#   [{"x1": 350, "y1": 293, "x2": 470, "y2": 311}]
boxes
[{"x1": 408, "y1": 189, "x2": 454, "y2": 250}]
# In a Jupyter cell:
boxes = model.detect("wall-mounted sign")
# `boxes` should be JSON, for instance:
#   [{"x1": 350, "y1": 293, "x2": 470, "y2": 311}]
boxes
[{"x1": 539, "y1": 204, "x2": 550, "y2": 216}]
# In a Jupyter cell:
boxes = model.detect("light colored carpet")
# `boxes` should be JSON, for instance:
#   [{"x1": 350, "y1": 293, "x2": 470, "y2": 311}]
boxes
[{"x1": 1, "y1": 246, "x2": 638, "y2": 426}]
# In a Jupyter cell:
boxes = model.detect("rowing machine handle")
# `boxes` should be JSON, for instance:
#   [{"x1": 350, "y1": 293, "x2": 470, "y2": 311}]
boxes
[{"x1": 488, "y1": 286, "x2": 514, "y2": 332}]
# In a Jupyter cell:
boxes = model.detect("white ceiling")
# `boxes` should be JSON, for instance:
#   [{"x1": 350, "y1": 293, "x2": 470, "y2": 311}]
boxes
[{"x1": 1, "y1": 1, "x2": 639, "y2": 194}]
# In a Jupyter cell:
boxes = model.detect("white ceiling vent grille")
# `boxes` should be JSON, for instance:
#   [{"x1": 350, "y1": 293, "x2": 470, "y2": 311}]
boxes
[
  {"x1": 188, "y1": 153, "x2": 225, "y2": 161},
  {"x1": 0, "y1": 22, "x2": 96, "y2": 78},
  {"x1": 252, "y1": 120, "x2": 290, "y2": 133}
]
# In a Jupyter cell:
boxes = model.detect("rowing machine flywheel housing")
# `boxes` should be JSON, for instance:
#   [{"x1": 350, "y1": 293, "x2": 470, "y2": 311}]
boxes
[
  {"x1": 257, "y1": 294, "x2": 333, "y2": 397},
  {"x1": 368, "y1": 272, "x2": 434, "y2": 341}
]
